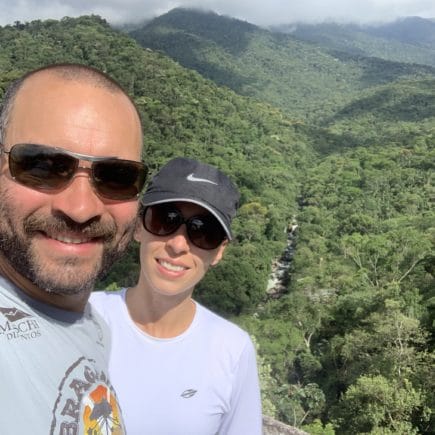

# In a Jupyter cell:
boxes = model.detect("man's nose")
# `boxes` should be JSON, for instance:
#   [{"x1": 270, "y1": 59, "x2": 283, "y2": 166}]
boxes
[{"x1": 50, "y1": 172, "x2": 106, "y2": 224}]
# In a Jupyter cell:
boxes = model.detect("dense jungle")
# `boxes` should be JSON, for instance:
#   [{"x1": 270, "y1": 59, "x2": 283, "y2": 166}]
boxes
[{"x1": 0, "y1": 10, "x2": 433, "y2": 433}]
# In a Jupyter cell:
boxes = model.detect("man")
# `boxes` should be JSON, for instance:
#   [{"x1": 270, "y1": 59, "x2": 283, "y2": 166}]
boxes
[{"x1": 0, "y1": 64, "x2": 146, "y2": 434}]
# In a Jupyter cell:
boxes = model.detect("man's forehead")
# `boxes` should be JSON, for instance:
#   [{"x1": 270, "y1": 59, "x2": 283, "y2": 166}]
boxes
[
  {"x1": 16, "y1": 72, "x2": 112, "y2": 100},
  {"x1": 5, "y1": 69, "x2": 142, "y2": 157},
  {"x1": 10, "y1": 73, "x2": 134, "y2": 126}
]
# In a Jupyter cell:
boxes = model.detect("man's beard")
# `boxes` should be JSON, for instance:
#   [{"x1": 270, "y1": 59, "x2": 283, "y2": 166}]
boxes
[{"x1": 0, "y1": 199, "x2": 135, "y2": 296}]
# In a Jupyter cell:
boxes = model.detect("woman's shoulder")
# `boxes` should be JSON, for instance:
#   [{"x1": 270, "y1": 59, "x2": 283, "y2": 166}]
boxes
[
  {"x1": 89, "y1": 288, "x2": 125, "y2": 316},
  {"x1": 195, "y1": 303, "x2": 252, "y2": 345},
  {"x1": 193, "y1": 304, "x2": 258, "y2": 371}
]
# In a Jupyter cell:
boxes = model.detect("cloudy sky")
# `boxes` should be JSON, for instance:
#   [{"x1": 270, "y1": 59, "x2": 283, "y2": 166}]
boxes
[{"x1": 1, "y1": 0, "x2": 435, "y2": 27}]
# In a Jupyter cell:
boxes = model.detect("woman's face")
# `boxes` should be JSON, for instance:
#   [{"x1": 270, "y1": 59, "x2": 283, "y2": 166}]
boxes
[{"x1": 135, "y1": 202, "x2": 227, "y2": 297}]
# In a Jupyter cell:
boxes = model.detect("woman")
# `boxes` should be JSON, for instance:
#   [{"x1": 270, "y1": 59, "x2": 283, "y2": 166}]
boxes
[{"x1": 91, "y1": 157, "x2": 262, "y2": 435}]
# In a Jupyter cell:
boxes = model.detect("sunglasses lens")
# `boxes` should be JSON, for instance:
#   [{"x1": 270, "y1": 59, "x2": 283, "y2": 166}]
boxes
[
  {"x1": 9, "y1": 144, "x2": 76, "y2": 189},
  {"x1": 143, "y1": 204, "x2": 226, "y2": 250},
  {"x1": 187, "y1": 215, "x2": 226, "y2": 250},
  {"x1": 93, "y1": 159, "x2": 147, "y2": 200},
  {"x1": 144, "y1": 204, "x2": 182, "y2": 236},
  {"x1": 7, "y1": 144, "x2": 146, "y2": 200}
]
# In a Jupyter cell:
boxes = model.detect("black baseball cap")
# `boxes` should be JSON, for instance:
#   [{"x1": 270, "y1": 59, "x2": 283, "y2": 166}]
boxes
[{"x1": 141, "y1": 157, "x2": 240, "y2": 240}]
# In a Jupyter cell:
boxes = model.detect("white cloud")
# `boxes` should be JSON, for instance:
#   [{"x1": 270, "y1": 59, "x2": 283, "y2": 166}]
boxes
[{"x1": 1, "y1": 0, "x2": 435, "y2": 26}]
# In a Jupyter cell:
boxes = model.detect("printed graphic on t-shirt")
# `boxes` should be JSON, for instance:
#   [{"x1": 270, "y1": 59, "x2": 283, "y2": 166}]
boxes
[
  {"x1": 51, "y1": 357, "x2": 125, "y2": 434},
  {"x1": 0, "y1": 306, "x2": 41, "y2": 340},
  {"x1": 82, "y1": 384, "x2": 123, "y2": 434}
]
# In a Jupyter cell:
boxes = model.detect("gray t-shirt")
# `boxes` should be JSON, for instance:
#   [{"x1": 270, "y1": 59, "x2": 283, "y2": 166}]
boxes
[{"x1": 0, "y1": 276, "x2": 125, "y2": 435}]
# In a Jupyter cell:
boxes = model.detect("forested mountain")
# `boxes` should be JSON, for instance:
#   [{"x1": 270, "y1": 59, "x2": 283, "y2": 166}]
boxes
[
  {"x1": 0, "y1": 12, "x2": 433, "y2": 435},
  {"x1": 128, "y1": 8, "x2": 435, "y2": 121},
  {"x1": 278, "y1": 17, "x2": 435, "y2": 68},
  {"x1": 0, "y1": 14, "x2": 313, "y2": 322}
]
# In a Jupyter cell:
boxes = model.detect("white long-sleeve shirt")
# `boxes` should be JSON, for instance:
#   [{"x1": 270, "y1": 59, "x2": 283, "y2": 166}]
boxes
[{"x1": 90, "y1": 288, "x2": 262, "y2": 435}]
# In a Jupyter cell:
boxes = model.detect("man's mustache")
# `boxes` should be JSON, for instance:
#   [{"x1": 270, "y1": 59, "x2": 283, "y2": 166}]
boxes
[{"x1": 23, "y1": 214, "x2": 117, "y2": 243}]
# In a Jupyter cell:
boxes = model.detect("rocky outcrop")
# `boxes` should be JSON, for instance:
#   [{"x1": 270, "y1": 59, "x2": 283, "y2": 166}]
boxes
[
  {"x1": 266, "y1": 223, "x2": 298, "y2": 298},
  {"x1": 263, "y1": 416, "x2": 308, "y2": 435}
]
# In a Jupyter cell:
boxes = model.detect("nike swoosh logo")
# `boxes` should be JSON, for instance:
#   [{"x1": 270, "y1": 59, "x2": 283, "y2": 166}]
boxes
[{"x1": 186, "y1": 173, "x2": 218, "y2": 185}]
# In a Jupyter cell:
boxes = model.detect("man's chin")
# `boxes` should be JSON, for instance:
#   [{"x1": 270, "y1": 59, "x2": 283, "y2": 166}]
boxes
[
  {"x1": 34, "y1": 276, "x2": 96, "y2": 296},
  {"x1": 31, "y1": 262, "x2": 102, "y2": 296},
  {"x1": 26, "y1": 241, "x2": 124, "y2": 295}
]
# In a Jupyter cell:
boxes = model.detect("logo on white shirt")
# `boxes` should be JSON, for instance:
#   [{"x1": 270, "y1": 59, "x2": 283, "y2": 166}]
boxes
[{"x1": 181, "y1": 389, "x2": 198, "y2": 398}]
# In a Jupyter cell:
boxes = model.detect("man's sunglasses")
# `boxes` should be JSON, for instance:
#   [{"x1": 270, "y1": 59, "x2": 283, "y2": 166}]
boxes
[
  {"x1": 1, "y1": 143, "x2": 147, "y2": 201},
  {"x1": 142, "y1": 203, "x2": 227, "y2": 250}
]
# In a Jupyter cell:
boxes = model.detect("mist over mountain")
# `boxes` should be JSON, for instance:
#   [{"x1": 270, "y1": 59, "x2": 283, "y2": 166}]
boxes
[{"x1": 275, "y1": 16, "x2": 435, "y2": 68}]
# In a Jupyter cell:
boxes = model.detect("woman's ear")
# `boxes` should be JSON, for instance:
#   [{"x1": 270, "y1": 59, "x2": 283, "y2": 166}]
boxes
[
  {"x1": 133, "y1": 216, "x2": 143, "y2": 242},
  {"x1": 210, "y1": 239, "x2": 228, "y2": 266}
]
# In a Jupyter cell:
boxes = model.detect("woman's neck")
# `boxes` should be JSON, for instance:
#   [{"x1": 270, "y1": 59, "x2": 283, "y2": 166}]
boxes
[{"x1": 125, "y1": 285, "x2": 196, "y2": 339}]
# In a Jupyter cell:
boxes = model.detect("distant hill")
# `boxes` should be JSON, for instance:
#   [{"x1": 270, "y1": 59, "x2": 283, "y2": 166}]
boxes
[
  {"x1": 314, "y1": 77, "x2": 435, "y2": 152},
  {"x1": 128, "y1": 8, "x2": 435, "y2": 121},
  {"x1": 277, "y1": 17, "x2": 435, "y2": 68},
  {"x1": 367, "y1": 16, "x2": 435, "y2": 47}
]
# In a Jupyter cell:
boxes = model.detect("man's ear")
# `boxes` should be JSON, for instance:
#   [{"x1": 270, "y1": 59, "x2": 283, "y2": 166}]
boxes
[{"x1": 211, "y1": 239, "x2": 228, "y2": 266}]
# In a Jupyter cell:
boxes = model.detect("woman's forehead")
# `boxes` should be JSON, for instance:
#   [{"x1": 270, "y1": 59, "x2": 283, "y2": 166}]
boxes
[{"x1": 173, "y1": 201, "x2": 209, "y2": 215}]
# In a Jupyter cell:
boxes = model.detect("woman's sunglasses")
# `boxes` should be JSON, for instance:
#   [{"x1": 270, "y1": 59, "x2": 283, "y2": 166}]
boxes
[
  {"x1": 1, "y1": 143, "x2": 147, "y2": 201},
  {"x1": 142, "y1": 203, "x2": 227, "y2": 250}
]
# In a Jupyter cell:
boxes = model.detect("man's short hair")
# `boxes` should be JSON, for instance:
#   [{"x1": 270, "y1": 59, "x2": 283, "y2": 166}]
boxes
[{"x1": 0, "y1": 63, "x2": 141, "y2": 145}]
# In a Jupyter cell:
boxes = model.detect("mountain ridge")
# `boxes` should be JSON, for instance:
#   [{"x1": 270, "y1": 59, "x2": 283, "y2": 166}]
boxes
[{"x1": 275, "y1": 16, "x2": 435, "y2": 67}]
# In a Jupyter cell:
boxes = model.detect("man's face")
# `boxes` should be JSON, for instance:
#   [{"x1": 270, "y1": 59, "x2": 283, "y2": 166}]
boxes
[{"x1": 0, "y1": 72, "x2": 143, "y2": 296}]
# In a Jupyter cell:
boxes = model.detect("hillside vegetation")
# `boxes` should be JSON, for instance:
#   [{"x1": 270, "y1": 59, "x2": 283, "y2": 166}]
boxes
[
  {"x1": 131, "y1": 9, "x2": 435, "y2": 433},
  {"x1": 0, "y1": 13, "x2": 433, "y2": 435},
  {"x1": 129, "y1": 8, "x2": 435, "y2": 121}
]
